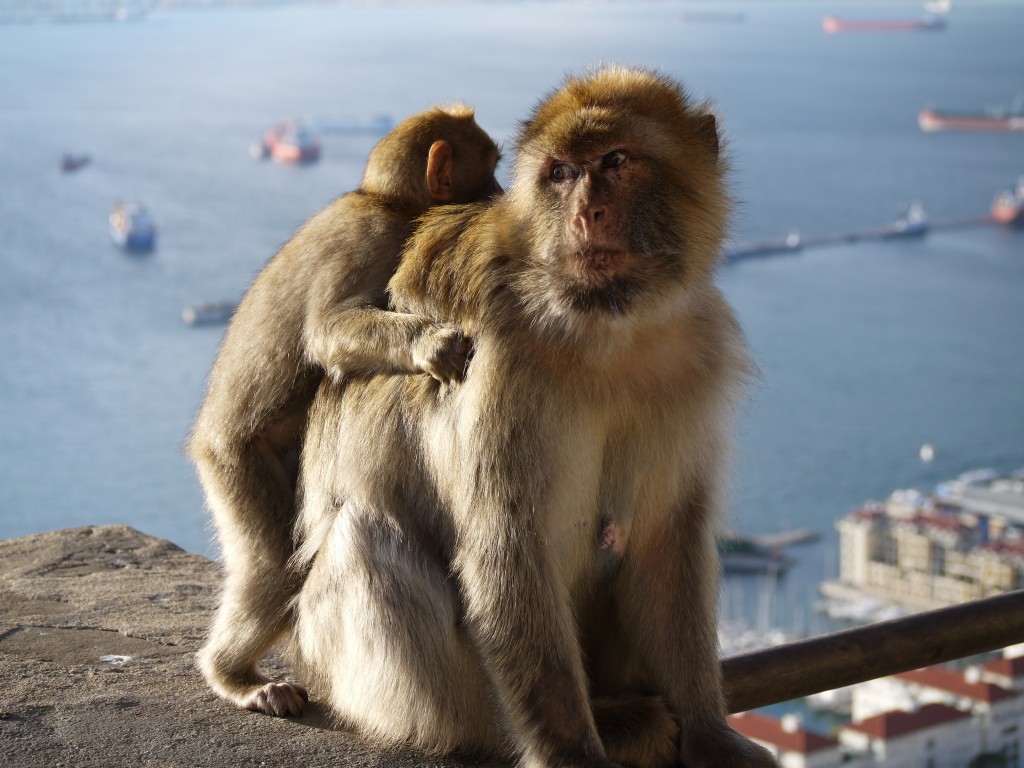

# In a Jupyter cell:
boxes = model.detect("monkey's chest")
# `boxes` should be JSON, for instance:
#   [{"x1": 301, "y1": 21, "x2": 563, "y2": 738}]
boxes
[{"x1": 547, "y1": 423, "x2": 673, "y2": 579}]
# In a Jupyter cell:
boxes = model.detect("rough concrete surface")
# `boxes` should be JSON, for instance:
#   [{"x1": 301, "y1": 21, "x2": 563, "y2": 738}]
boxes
[{"x1": 0, "y1": 525, "x2": 500, "y2": 768}]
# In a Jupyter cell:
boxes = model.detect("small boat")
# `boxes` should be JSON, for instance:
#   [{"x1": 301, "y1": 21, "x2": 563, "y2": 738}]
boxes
[
  {"x1": 919, "y1": 103, "x2": 1024, "y2": 133},
  {"x1": 823, "y1": 15, "x2": 946, "y2": 33},
  {"x1": 59, "y1": 153, "x2": 90, "y2": 173},
  {"x1": 992, "y1": 177, "x2": 1024, "y2": 227},
  {"x1": 717, "y1": 535, "x2": 794, "y2": 576},
  {"x1": 881, "y1": 201, "x2": 928, "y2": 239},
  {"x1": 254, "y1": 121, "x2": 321, "y2": 164},
  {"x1": 182, "y1": 301, "x2": 237, "y2": 326},
  {"x1": 109, "y1": 201, "x2": 156, "y2": 250}
]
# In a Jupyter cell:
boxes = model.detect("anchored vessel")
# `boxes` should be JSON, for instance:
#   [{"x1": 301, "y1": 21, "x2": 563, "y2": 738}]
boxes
[{"x1": 109, "y1": 202, "x2": 155, "y2": 251}]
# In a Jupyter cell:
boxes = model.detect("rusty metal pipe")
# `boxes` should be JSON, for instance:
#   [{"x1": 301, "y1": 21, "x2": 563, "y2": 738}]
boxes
[{"x1": 722, "y1": 589, "x2": 1024, "y2": 713}]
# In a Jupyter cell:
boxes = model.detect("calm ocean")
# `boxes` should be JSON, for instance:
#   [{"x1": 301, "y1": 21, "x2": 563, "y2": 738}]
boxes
[{"x1": 2, "y1": 1, "x2": 1023, "y2": 634}]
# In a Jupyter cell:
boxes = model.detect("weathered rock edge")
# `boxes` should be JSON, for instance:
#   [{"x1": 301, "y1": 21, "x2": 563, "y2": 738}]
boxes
[{"x1": 0, "y1": 525, "x2": 499, "y2": 768}]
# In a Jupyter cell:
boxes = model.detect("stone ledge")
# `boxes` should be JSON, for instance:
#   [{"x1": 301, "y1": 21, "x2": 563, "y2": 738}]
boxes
[{"x1": 0, "y1": 525, "x2": 497, "y2": 768}]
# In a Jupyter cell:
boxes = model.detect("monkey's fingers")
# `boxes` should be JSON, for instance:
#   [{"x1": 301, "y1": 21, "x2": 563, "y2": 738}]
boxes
[
  {"x1": 423, "y1": 332, "x2": 474, "y2": 383},
  {"x1": 443, "y1": 336, "x2": 475, "y2": 383},
  {"x1": 248, "y1": 682, "x2": 308, "y2": 718}
]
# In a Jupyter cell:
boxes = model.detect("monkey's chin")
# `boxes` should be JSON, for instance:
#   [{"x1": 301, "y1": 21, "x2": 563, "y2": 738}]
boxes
[
  {"x1": 561, "y1": 250, "x2": 642, "y2": 315},
  {"x1": 562, "y1": 279, "x2": 638, "y2": 317}
]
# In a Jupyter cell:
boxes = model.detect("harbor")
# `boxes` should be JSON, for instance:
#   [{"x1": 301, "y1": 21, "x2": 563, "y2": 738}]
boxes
[{"x1": 727, "y1": 194, "x2": 1018, "y2": 262}]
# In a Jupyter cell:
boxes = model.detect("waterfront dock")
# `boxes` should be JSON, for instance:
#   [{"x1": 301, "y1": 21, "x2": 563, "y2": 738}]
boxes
[{"x1": 727, "y1": 212, "x2": 998, "y2": 263}]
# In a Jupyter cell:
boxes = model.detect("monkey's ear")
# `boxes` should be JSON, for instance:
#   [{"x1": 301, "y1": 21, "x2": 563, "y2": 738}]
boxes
[
  {"x1": 426, "y1": 140, "x2": 455, "y2": 202},
  {"x1": 696, "y1": 114, "x2": 719, "y2": 160}
]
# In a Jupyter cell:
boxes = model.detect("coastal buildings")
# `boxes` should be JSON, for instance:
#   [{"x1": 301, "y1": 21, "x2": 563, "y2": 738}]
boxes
[
  {"x1": 732, "y1": 648, "x2": 1024, "y2": 766},
  {"x1": 837, "y1": 704, "x2": 978, "y2": 767},
  {"x1": 822, "y1": 469, "x2": 1024, "y2": 613},
  {"x1": 728, "y1": 712, "x2": 845, "y2": 768},
  {"x1": 853, "y1": 666, "x2": 1024, "y2": 759},
  {"x1": 740, "y1": 462, "x2": 1024, "y2": 768}
]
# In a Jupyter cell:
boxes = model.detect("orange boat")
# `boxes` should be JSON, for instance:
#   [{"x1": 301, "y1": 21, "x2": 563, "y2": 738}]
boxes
[
  {"x1": 918, "y1": 108, "x2": 1024, "y2": 133},
  {"x1": 992, "y1": 178, "x2": 1024, "y2": 227},
  {"x1": 253, "y1": 121, "x2": 321, "y2": 164}
]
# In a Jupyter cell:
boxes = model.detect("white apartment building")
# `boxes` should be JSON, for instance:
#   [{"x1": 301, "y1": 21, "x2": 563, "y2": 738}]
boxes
[
  {"x1": 853, "y1": 664, "x2": 1022, "y2": 764},
  {"x1": 839, "y1": 703, "x2": 978, "y2": 768},
  {"x1": 728, "y1": 712, "x2": 847, "y2": 768},
  {"x1": 982, "y1": 645, "x2": 1024, "y2": 691},
  {"x1": 830, "y1": 480, "x2": 1024, "y2": 612}
]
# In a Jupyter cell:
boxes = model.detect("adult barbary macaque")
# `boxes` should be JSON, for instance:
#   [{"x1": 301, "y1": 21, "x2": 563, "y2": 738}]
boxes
[
  {"x1": 189, "y1": 105, "x2": 501, "y2": 717},
  {"x1": 292, "y1": 68, "x2": 777, "y2": 767}
]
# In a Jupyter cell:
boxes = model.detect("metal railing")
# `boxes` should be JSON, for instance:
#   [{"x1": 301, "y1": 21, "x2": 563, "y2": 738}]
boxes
[{"x1": 722, "y1": 589, "x2": 1024, "y2": 713}]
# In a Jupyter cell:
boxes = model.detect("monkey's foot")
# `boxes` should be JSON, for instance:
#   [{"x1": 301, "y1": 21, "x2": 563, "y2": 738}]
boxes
[
  {"x1": 680, "y1": 723, "x2": 778, "y2": 768},
  {"x1": 246, "y1": 682, "x2": 309, "y2": 717}
]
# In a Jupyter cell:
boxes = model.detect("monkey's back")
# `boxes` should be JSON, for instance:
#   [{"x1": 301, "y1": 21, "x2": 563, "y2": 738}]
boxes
[{"x1": 192, "y1": 193, "x2": 414, "y2": 445}]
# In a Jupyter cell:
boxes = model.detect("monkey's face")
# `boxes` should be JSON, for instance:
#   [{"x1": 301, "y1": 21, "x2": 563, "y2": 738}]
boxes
[
  {"x1": 529, "y1": 141, "x2": 680, "y2": 316},
  {"x1": 509, "y1": 69, "x2": 729, "y2": 323}
]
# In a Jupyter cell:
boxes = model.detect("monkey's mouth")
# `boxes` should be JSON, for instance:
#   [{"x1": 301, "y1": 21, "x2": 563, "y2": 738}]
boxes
[
  {"x1": 562, "y1": 250, "x2": 641, "y2": 315},
  {"x1": 572, "y1": 249, "x2": 630, "y2": 285}
]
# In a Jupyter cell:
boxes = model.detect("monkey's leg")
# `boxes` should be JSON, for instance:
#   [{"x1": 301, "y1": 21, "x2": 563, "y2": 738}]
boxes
[
  {"x1": 293, "y1": 501, "x2": 504, "y2": 755},
  {"x1": 194, "y1": 433, "x2": 307, "y2": 716},
  {"x1": 611, "y1": 498, "x2": 778, "y2": 768},
  {"x1": 592, "y1": 694, "x2": 678, "y2": 768}
]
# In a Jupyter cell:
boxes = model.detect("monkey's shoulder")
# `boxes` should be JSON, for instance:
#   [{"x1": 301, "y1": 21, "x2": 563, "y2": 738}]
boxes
[{"x1": 390, "y1": 202, "x2": 507, "y2": 324}]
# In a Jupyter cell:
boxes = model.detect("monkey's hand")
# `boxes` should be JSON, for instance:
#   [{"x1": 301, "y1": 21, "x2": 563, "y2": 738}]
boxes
[
  {"x1": 680, "y1": 722, "x2": 779, "y2": 767},
  {"x1": 411, "y1": 323, "x2": 472, "y2": 383},
  {"x1": 245, "y1": 682, "x2": 309, "y2": 718}
]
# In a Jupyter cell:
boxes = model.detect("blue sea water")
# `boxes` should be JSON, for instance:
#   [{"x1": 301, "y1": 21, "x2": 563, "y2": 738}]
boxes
[{"x1": 1, "y1": 1, "x2": 1023, "y2": 637}]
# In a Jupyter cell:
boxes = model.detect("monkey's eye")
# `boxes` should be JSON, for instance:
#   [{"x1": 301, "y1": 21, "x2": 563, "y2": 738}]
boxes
[
  {"x1": 550, "y1": 163, "x2": 579, "y2": 182},
  {"x1": 602, "y1": 150, "x2": 627, "y2": 170}
]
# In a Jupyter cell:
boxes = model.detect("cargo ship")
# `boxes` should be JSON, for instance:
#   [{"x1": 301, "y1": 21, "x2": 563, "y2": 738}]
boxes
[
  {"x1": 109, "y1": 201, "x2": 155, "y2": 251},
  {"x1": 918, "y1": 106, "x2": 1024, "y2": 133},
  {"x1": 823, "y1": 15, "x2": 946, "y2": 34},
  {"x1": 992, "y1": 178, "x2": 1024, "y2": 227},
  {"x1": 252, "y1": 121, "x2": 321, "y2": 164}
]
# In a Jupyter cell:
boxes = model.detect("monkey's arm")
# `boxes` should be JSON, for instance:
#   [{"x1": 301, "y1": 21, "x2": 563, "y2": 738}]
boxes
[
  {"x1": 449, "y1": 366, "x2": 616, "y2": 768},
  {"x1": 305, "y1": 300, "x2": 468, "y2": 384},
  {"x1": 300, "y1": 210, "x2": 470, "y2": 383}
]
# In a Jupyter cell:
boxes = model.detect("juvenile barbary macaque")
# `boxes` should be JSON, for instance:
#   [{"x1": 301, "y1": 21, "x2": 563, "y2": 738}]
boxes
[
  {"x1": 292, "y1": 67, "x2": 777, "y2": 767},
  {"x1": 188, "y1": 105, "x2": 501, "y2": 717}
]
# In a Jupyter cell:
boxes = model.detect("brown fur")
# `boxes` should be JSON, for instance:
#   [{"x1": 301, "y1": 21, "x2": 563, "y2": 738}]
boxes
[
  {"x1": 189, "y1": 105, "x2": 500, "y2": 715},
  {"x1": 292, "y1": 68, "x2": 777, "y2": 767}
]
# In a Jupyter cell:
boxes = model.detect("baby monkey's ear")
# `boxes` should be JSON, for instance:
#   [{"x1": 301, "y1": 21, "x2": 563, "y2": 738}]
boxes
[{"x1": 426, "y1": 140, "x2": 455, "y2": 202}]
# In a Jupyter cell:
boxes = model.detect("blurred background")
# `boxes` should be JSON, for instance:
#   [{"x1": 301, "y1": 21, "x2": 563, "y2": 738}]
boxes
[{"x1": 2, "y1": 0, "x2": 1023, "y2": 750}]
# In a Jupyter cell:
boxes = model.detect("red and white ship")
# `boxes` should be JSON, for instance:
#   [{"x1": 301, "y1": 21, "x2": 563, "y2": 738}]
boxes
[
  {"x1": 823, "y1": 15, "x2": 946, "y2": 33},
  {"x1": 253, "y1": 121, "x2": 321, "y2": 164},
  {"x1": 918, "y1": 107, "x2": 1024, "y2": 133},
  {"x1": 992, "y1": 178, "x2": 1024, "y2": 227}
]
